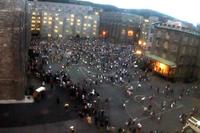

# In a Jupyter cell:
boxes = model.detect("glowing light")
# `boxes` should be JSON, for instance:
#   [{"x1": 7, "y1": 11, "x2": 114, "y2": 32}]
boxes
[
  {"x1": 135, "y1": 50, "x2": 142, "y2": 55},
  {"x1": 55, "y1": 17, "x2": 59, "y2": 20},
  {"x1": 43, "y1": 21, "x2": 47, "y2": 24},
  {"x1": 54, "y1": 29, "x2": 58, "y2": 33},
  {"x1": 48, "y1": 21, "x2": 52, "y2": 25},
  {"x1": 102, "y1": 31, "x2": 106, "y2": 36},
  {"x1": 59, "y1": 34, "x2": 62, "y2": 38},
  {"x1": 128, "y1": 30, "x2": 134, "y2": 36},
  {"x1": 144, "y1": 19, "x2": 150, "y2": 23},
  {"x1": 159, "y1": 63, "x2": 167, "y2": 70},
  {"x1": 138, "y1": 40, "x2": 142, "y2": 45},
  {"x1": 71, "y1": 14, "x2": 74, "y2": 18},
  {"x1": 143, "y1": 42, "x2": 146, "y2": 46},
  {"x1": 95, "y1": 12, "x2": 99, "y2": 15},
  {"x1": 48, "y1": 17, "x2": 52, "y2": 20},
  {"x1": 48, "y1": 34, "x2": 51, "y2": 37},
  {"x1": 59, "y1": 21, "x2": 63, "y2": 25},
  {"x1": 44, "y1": 12, "x2": 47, "y2": 15}
]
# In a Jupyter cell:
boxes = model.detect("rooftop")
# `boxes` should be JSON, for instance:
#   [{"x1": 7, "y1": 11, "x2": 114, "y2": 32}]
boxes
[{"x1": 155, "y1": 23, "x2": 200, "y2": 37}]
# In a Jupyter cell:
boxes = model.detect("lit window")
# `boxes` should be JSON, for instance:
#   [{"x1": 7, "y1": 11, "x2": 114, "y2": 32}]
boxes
[
  {"x1": 77, "y1": 23, "x2": 80, "y2": 26},
  {"x1": 32, "y1": 12, "x2": 36, "y2": 15},
  {"x1": 31, "y1": 24, "x2": 35, "y2": 27},
  {"x1": 59, "y1": 21, "x2": 63, "y2": 25},
  {"x1": 31, "y1": 28, "x2": 35, "y2": 30},
  {"x1": 44, "y1": 12, "x2": 47, "y2": 15},
  {"x1": 71, "y1": 14, "x2": 74, "y2": 18},
  {"x1": 54, "y1": 26, "x2": 58, "y2": 28},
  {"x1": 135, "y1": 50, "x2": 142, "y2": 55},
  {"x1": 37, "y1": 20, "x2": 40, "y2": 23},
  {"x1": 84, "y1": 16, "x2": 88, "y2": 19},
  {"x1": 95, "y1": 12, "x2": 99, "y2": 15},
  {"x1": 55, "y1": 17, "x2": 59, "y2": 20},
  {"x1": 49, "y1": 17, "x2": 52, "y2": 20},
  {"x1": 93, "y1": 32, "x2": 96, "y2": 35},
  {"x1": 37, "y1": 17, "x2": 40, "y2": 19},
  {"x1": 84, "y1": 23, "x2": 87, "y2": 27},
  {"x1": 88, "y1": 24, "x2": 91, "y2": 27},
  {"x1": 77, "y1": 19, "x2": 80, "y2": 22},
  {"x1": 88, "y1": 16, "x2": 92, "y2": 19},
  {"x1": 144, "y1": 19, "x2": 149, "y2": 23},
  {"x1": 43, "y1": 21, "x2": 47, "y2": 24},
  {"x1": 48, "y1": 34, "x2": 51, "y2": 37},
  {"x1": 66, "y1": 18, "x2": 70, "y2": 21},
  {"x1": 71, "y1": 19, "x2": 74, "y2": 22},
  {"x1": 43, "y1": 17, "x2": 47, "y2": 20},
  {"x1": 121, "y1": 29, "x2": 126, "y2": 35},
  {"x1": 32, "y1": 20, "x2": 36, "y2": 23},
  {"x1": 48, "y1": 21, "x2": 52, "y2": 25},
  {"x1": 55, "y1": 13, "x2": 59, "y2": 16},
  {"x1": 93, "y1": 25, "x2": 96, "y2": 28},
  {"x1": 83, "y1": 27, "x2": 86, "y2": 30},
  {"x1": 32, "y1": 16, "x2": 36, "y2": 19},
  {"x1": 128, "y1": 30, "x2": 134, "y2": 37},
  {"x1": 54, "y1": 29, "x2": 58, "y2": 33},
  {"x1": 36, "y1": 28, "x2": 40, "y2": 31},
  {"x1": 58, "y1": 9, "x2": 61, "y2": 12},
  {"x1": 59, "y1": 34, "x2": 62, "y2": 38},
  {"x1": 70, "y1": 23, "x2": 74, "y2": 26},
  {"x1": 138, "y1": 40, "x2": 142, "y2": 45},
  {"x1": 94, "y1": 21, "x2": 97, "y2": 24}
]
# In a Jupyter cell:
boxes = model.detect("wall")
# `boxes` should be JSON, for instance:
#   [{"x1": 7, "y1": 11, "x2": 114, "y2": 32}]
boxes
[{"x1": 0, "y1": 0, "x2": 27, "y2": 100}]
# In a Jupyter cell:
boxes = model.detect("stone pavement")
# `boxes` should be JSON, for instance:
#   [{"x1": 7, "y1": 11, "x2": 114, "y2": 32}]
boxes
[{"x1": 0, "y1": 119, "x2": 99, "y2": 133}]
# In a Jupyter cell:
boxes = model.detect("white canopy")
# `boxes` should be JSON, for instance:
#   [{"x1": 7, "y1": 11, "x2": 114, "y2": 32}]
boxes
[{"x1": 36, "y1": 86, "x2": 46, "y2": 93}]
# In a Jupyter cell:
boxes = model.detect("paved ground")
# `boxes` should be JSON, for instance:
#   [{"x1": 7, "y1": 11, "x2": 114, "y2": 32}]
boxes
[
  {"x1": 0, "y1": 119, "x2": 99, "y2": 133},
  {"x1": 1, "y1": 43, "x2": 200, "y2": 133}
]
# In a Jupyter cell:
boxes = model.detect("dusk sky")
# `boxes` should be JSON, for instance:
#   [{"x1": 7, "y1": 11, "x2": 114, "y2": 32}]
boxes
[{"x1": 79, "y1": 0, "x2": 200, "y2": 25}]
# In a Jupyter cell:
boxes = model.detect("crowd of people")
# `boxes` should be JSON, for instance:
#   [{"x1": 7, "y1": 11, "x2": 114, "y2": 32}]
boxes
[{"x1": 28, "y1": 37, "x2": 199, "y2": 133}]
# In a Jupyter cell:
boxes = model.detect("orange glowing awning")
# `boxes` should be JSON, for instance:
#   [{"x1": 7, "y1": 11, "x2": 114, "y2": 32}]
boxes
[{"x1": 145, "y1": 51, "x2": 176, "y2": 68}]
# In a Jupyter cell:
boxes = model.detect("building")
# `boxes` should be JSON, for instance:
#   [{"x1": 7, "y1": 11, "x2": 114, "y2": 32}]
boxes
[
  {"x1": 137, "y1": 16, "x2": 159, "y2": 49},
  {"x1": 0, "y1": 0, "x2": 28, "y2": 100},
  {"x1": 145, "y1": 21, "x2": 200, "y2": 81},
  {"x1": 99, "y1": 12, "x2": 141, "y2": 44},
  {"x1": 28, "y1": 1, "x2": 100, "y2": 38}
]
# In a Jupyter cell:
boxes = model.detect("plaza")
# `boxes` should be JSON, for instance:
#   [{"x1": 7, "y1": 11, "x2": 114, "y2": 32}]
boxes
[{"x1": 0, "y1": 38, "x2": 199, "y2": 133}]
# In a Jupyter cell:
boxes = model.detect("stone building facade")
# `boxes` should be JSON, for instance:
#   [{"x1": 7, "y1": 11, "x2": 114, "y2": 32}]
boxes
[
  {"x1": 145, "y1": 22, "x2": 200, "y2": 81},
  {"x1": 99, "y1": 12, "x2": 141, "y2": 44},
  {"x1": 0, "y1": 0, "x2": 28, "y2": 100},
  {"x1": 29, "y1": 1, "x2": 100, "y2": 38}
]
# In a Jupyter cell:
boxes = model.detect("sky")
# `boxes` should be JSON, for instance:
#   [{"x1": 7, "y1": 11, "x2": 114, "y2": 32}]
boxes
[{"x1": 80, "y1": 0, "x2": 200, "y2": 25}]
